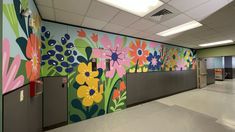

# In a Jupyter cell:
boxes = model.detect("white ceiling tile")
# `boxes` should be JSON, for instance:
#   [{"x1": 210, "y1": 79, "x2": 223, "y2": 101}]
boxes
[
  {"x1": 145, "y1": 24, "x2": 168, "y2": 34},
  {"x1": 120, "y1": 28, "x2": 140, "y2": 36},
  {"x1": 82, "y1": 17, "x2": 107, "y2": 30},
  {"x1": 160, "y1": 14, "x2": 193, "y2": 28},
  {"x1": 200, "y1": 4, "x2": 235, "y2": 28},
  {"x1": 102, "y1": 23, "x2": 125, "y2": 33},
  {"x1": 37, "y1": 5, "x2": 55, "y2": 20},
  {"x1": 129, "y1": 19, "x2": 155, "y2": 31},
  {"x1": 35, "y1": 0, "x2": 53, "y2": 7},
  {"x1": 54, "y1": 0, "x2": 91, "y2": 15},
  {"x1": 168, "y1": 0, "x2": 208, "y2": 12},
  {"x1": 185, "y1": 0, "x2": 233, "y2": 21},
  {"x1": 86, "y1": 1, "x2": 120, "y2": 22},
  {"x1": 55, "y1": 10, "x2": 84, "y2": 26},
  {"x1": 110, "y1": 11, "x2": 140, "y2": 27}
]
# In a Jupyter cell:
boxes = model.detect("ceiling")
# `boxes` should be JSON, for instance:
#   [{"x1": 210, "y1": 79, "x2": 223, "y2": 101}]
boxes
[{"x1": 35, "y1": 0, "x2": 235, "y2": 49}]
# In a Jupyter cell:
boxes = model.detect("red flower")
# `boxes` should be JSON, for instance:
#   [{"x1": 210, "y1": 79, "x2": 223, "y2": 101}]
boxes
[
  {"x1": 77, "y1": 29, "x2": 86, "y2": 37},
  {"x1": 91, "y1": 33, "x2": 98, "y2": 43},
  {"x1": 119, "y1": 81, "x2": 126, "y2": 92},
  {"x1": 112, "y1": 89, "x2": 120, "y2": 100},
  {"x1": 26, "y1": 34, "x2": 41, "y2": 81},
  {"x1": 129, "y1": 39, "x2": 149, "y2": 66}
]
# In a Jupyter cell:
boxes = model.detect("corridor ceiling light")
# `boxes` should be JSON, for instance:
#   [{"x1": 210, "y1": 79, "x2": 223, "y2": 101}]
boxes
[
  {"x1": 97, "y1": 0, "x2": 164, "y2": 17},
  {"x1": 156, "y1": 20, "x2": 202, "y2": 37},
  {"x1": 199, "y1": 40, "x2": 234, "y2": 47}
]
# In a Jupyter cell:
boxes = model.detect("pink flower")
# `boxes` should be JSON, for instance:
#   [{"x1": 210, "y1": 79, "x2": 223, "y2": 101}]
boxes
[
  {"x1": 2, "y1": 39, "x2": 25, "y2": 94},
  {"x1": 93, "y1": 34, "x2": 130, "y2": 78},
  {"x1": 176, "y1": 58, "x2": 187, "y2": 71},
  {"x1": 150, "y1": 42, "x2": 161, "y2": 49}
]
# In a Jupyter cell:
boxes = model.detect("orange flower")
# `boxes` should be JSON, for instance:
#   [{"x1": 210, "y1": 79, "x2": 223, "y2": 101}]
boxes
[
  {"x1": 129, "y1": 39, "x2": 149, "y2": 66},
  {"x1": 77, "y1": 29, "x2": 86, "y2": 37},
  {"x1": 119, "y1": 81, "x2": 126, "y2": 92},
  {"x1": 112, "y1": 89, "x2": 120, "y2": 100},
  {"x1": 91, "y1": 33, "x2": 98, "y2": 43},
  {"x1": 26, "y1": 34, "x2": 41, "y2": 81}
]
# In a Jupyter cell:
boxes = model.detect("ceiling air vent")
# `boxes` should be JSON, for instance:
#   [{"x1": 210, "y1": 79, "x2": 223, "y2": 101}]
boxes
[{"x1": 151, "y1": 9, "x2": 173, "y2": 22}]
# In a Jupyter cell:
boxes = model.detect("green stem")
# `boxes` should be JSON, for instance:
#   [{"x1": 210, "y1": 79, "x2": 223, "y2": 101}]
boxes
[
  {"x1": 106, "y1": 78, "x2": 122, "y2": 113},
  {"x1": 135, "y1": 59, "x2": 139, "y2": 73}
]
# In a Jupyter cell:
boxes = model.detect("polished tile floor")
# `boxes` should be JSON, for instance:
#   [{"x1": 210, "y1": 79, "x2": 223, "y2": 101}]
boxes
[{"x1": 47, "y1": 79, "x2": 235, "y2": 132}]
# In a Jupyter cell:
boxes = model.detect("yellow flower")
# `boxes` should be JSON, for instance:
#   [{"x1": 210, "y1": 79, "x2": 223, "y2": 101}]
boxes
[
  {"x1": 165, "y1": 59, "x2": 177, "y2": 71},
  {"x1": 129, "y1": 68, "x2": 135, "y2": 73},
  {"x1": 143, "y1": 67, "x2": 148, "y2": 72},
  {"x1": 76, "y1": 62, "x2": 99, "y2": 85},
  {"x1": 129, "y1": 67, "x2": 148, "y2": 73},
  {"x1": 137, "y1": 67, "x2": 142, "y2": 73},
  {"x1": 77, "y1": 80, "x2": 103, "y2": 107}
]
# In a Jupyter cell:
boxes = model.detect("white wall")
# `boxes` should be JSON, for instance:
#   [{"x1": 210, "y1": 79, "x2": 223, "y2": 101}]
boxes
[{"x1": 206, "y1": 57, "x2": 225, "y2": 69}]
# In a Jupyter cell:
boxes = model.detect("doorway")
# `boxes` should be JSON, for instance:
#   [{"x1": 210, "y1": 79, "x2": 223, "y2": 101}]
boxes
[
  {"x1": 198, "y1": 58, "x2": 208, "y2": 88},
  {"x1": 43, "y1": 76, "x2": 68, "y2": 131}
]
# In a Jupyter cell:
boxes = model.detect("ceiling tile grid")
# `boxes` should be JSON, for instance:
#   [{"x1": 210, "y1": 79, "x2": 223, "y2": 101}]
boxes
[
  {"x1": 128, "y1": 18, "x2": 156, "y2": 31},
  {"x1": 35, "y1": 0, "x2": 235, "y2": 49},
  {"x1": 35, "y1": 0, "x2": 53, "y2": 7},
  {"x1": 86, "y1": 0, "x2": 120, "y2": 22},
  {"x1": 168, "y1": 0, "x2": 209, "y2": 12},
  {"x1": 37, "y1": 5, "x2": 55, "y2": 20},
  {"x1": 82, "y1": 17, "x2": 107, "y2": 30},
  {"x1": 102, "y1": 23, "x2": 125, "y2": 33},
  {"x1": 55, "y1": 9, "x2": 84, "y2": 25},
  {"x1": 110, "y1": 11, "x2": 140, "y2": 27},
  {"x1": 53, "y1": 0, "x2": 91, "y2": 15}
]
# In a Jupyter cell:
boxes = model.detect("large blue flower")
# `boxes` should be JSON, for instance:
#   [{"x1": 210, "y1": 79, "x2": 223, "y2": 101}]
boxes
[{"x1": 147, "y1": 51, "x2": 162, "y2": 71}]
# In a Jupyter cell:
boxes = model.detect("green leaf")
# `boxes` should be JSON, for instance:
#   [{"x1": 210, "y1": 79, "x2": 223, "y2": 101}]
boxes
[
  {"x1": 89, "y1": 104, "x2": 98, "y2": 117},
  {"x1": 117, "y1": 102, "x2": 125, "y2": 107},
  {"x1": 85, "y1": 47, "x2": 92, "y2": 60},
  {"x1": 3, "y1": 4, "x2": 19, "y2": 37},
  {"x1": 77, "y1": 56, "x2": 88, "y2": 63},
  {"x1": 74, "y1": 39, "x2": 90, "y2": 56},
  {"x1": 21, "y1": 0, "x2": 29, "y2": 10},
  {"x1": 13, "y1": 0, "x2": 28, "y2": 37},
  {"x1": 113, "y1": 99, "x2": 117, "y2": 106},
  {"x1": 110, "y1": 107, "x2": 116, "y2": 112}
]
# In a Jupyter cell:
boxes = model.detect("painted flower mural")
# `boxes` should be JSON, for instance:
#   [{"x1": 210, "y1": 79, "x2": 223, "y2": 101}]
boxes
[
  {"x1": 77, "y1": 79, "x2": 103, "y2": 107},
  {"x1": 91, "y1": 33, "x2": 98, "y2": 43},
  {"x1": 147, "y1": 51, "x2": 162, "y2": 71},
  {"x1": 76, "y1": 62, "x2": 99, "y2": 85},
  {"x1": 176, "y1": 58, "x2": 187, "y2": 71},
  {"x1": 40, "y1": 24, "x2": 197, "y2": 124},
  {"x1": 129, "y1": 39, "x2": 149, "y2": 66},
  {"x1": 93, "y1": 35, "x2": 130, "y2": 78},
  {"x1": 2, "y1": 0, "x2": 42, "y2": 94},
  {"x1": 2, "y1": 39, "x2": 25, "y2": 94},
  {"x1": 26, "y1": 34, "x2": 41, "y2": 81}
]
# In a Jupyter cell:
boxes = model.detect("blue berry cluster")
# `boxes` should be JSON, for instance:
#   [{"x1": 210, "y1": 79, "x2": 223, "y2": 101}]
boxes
[{"x1": 41, "y1": 26, "x2": 79, "y2": 74}]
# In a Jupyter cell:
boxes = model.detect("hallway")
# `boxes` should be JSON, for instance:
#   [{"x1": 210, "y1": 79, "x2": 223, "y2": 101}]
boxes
[{"x1": 47, "y1": 79, "x2": 235, "y2": 132}]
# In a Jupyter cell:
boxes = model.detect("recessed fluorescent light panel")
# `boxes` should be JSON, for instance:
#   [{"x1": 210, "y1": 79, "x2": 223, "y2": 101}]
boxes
[
  {"x1": 157, "y1": 20, "x2": 202, "y2": 37},
  {"x1": 199, "y1": 40, "x2": 233, "y2": 47},
  {"x1": 97, "y1": 0, "x2": 164, "y2": 17}
]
